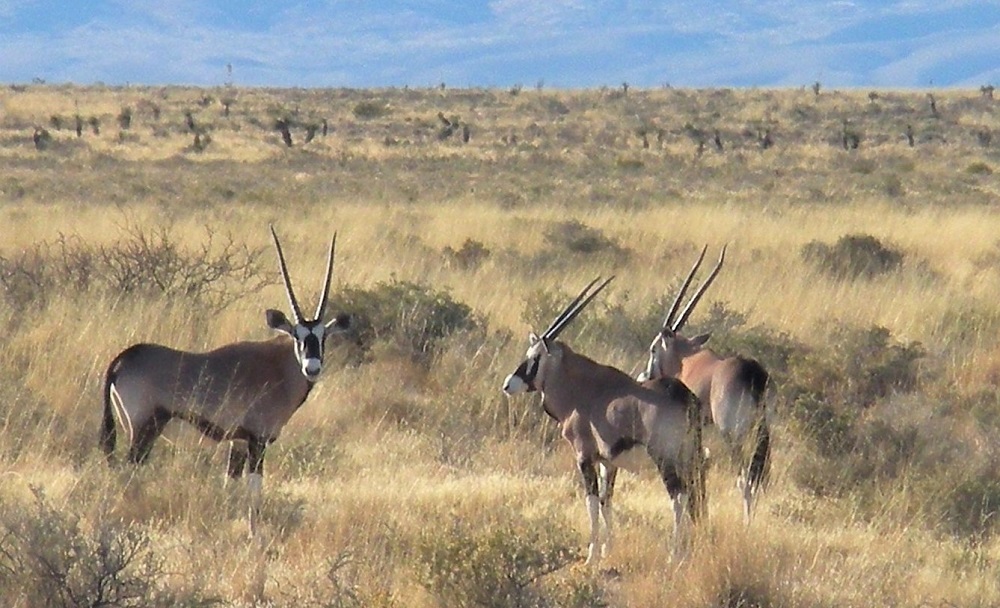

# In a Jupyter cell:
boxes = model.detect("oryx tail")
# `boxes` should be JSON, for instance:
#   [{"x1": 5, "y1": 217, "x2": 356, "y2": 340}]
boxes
[{"x1": 742, "y1": 359, "x2": 770, "y2": 493}]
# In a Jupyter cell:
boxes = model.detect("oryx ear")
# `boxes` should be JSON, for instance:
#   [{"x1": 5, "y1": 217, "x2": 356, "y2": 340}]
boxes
[
  {"x1": 691, "y1": 333, "x2": 711, "y2": 347},
  {"x1": 325, "y1": 313, "x2": 352, "y2": 333},
  {"x1": 529, "y1": 332, "x2": 540, "y2": 344},
  {"x1": 266, "y1": 309, "x2": 294, "y2": 334}
]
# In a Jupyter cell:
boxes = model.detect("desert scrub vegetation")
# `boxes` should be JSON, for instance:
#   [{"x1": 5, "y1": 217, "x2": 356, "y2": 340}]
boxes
[
  {"x1": 2, "y1": 83, "x2": 1000, "y2": 606},
  {"x1": 0, "y1": 222, "x2": 273, "y2": 311}
]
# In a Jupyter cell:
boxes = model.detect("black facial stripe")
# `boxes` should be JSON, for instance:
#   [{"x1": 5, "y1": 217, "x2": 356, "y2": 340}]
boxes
[
  {"x1": 302, "y1": 333, "x2": 322, "y2": 359},
  {"x1": 514, "y1": 355, "x2": 541, "y2": 390}
]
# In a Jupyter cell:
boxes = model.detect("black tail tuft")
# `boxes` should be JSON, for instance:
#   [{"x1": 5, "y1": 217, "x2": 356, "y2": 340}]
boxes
[{"x1": 747, "y1": 421, "x2": 771, "y2": 493}]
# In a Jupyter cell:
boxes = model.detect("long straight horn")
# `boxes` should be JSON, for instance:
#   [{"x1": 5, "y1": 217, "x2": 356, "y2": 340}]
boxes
[
  {"x1": 672, "y1": 244, "x2": 726, "y2": 332},
  {"x1": 541, "y1": 277, "x2": 601, "y2": 339},
  {"x1": 269, "y1": 225, "x2": 304, "y2": 324},
  {"x1": 662, "y1": 245, "x2": 707, "y2": 330},
  {"x1": 546, "y1": 276, "x2": 615, "y2": 340},
  {"x1": 315, "y1": 233, "x2": 336, "y2": 320}
]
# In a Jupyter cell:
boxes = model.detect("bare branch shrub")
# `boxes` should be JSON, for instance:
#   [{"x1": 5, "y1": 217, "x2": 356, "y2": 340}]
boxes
[
  {"x1": 0, "y1": 224, "x2": 274, "y2": 310},
  {"x1": 0, "y1": 487, "x2": 161, "y2": 608}
]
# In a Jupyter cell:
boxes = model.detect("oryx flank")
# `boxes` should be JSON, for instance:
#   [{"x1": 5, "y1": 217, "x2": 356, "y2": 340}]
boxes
[
  {"x1": 101, "y1": 226, "x2": 352, "y2": 535},
  {"x1": 639, "y1": 245, "x2": 770, "y2": 523},
  {"x1": 503, "y1": 278, "x2": 705, "y2": 564}
]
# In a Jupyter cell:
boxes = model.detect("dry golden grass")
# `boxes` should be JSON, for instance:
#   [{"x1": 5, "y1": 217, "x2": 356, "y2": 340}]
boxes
[{"x1": 2, "y1": 83, "x2": 1000, "y2": 606}]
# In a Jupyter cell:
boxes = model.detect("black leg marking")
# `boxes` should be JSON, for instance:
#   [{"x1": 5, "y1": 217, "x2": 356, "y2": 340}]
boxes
[
  {"x1": 655, "y1": 458, "x2": 685, "y2": 499},
  {"x1": 578, "y1": 459, "x2": 599, "y2": 497},
  {"x1": 227, "y1": 442, "x2": 248, "y2": 478},
  {"x1": 127, "y1": 407, "x2": 172, "y2": 465}
]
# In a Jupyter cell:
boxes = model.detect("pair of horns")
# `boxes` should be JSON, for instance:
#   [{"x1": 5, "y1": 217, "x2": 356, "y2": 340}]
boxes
[
  {"x1": 541, "y1": 276, "x2": 615, "y2": 341},
  {"x1": 662, "y1": 245, "x2": 726, "y2": 332},
  {"x1": 270, "y1": 225, "x2": 336, "y2": 324}
]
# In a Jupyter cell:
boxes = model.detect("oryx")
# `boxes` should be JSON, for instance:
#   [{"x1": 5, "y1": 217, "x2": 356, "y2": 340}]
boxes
[
  {"x1": 100, "y1": 226, "x2": 352, "y2": 535},
  {"x1": 503, "y1": 278, "x2": 705, "y2": 564},
  {"x1": 639, "y1": 245, "x2": 770, "y2": 523}
]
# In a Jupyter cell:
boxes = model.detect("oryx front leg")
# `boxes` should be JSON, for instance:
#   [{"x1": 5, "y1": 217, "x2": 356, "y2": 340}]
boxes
[
  {"x1": 598, "y1": 463, "x2": 618, "y2": 559},
  {"x1": 246, "y1": 437, "x2": 267, "y2": 538},
  {"x1": 579, "y1": 459, "x2": 602, "y2": 566}
]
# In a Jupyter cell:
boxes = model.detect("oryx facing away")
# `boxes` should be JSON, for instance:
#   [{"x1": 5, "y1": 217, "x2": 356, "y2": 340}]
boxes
[
  {"x1": 503, "y1": 278, "x2": 705, "y2": 564},
  {"x1": 639, "y1": 245, "x2": 770, "y2": 523},
  {"x1": 101, "y1": 226, "x2": 352, "y2": 535}
]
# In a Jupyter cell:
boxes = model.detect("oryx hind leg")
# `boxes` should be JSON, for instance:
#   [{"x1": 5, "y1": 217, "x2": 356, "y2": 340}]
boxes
[
  {"x1": 578, "y1": 459, "x2": 602, "y2": 566},
  {"x1": 598, "y1": 462, "x2": 617, "y2": 558},
  {"x1": 227, "y1": 441, "x2": 248, "y2": 481},
  {"x1": 654, "y1": 457, "x2": 692, "y2": 560},
  {"x1": 127, "y1": 407, "x2": 172, "y2": 465}
]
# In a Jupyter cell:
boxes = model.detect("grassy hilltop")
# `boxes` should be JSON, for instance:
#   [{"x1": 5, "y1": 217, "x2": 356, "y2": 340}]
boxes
[{"x1": 1, "y1": 82, "x2": 999, "y2": 606}]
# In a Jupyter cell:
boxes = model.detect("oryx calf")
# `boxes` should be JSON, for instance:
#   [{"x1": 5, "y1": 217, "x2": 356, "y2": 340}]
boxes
[
  {"x1": 639, "y1": 245, "x2": 770, "y2": 523},
  {"x1": 503, "y1": 278, "x2": 705, "y2": 564},
  {"x1": 101, "y1": 226, "x2": 352, "y2": 535}
]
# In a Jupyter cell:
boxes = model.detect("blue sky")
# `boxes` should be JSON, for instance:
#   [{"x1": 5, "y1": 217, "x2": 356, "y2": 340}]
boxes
[{"x1": 2, "y1": 1, "x2": 999, "y2": 88}]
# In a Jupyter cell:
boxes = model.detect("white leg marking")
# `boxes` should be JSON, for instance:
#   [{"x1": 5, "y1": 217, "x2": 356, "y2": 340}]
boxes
[
  {"x1": 672, "y1": 493, "x2": 690, "y2": 561},
  {"x1": 585, "y1": 494, "x2": 601, "y2": 566},
  {"x1": 598, "y1": 464, "x2": 614, "y2": 557},
  {"x1": 739, "y1": 473, "x2": 754, "y2": 525},
  {"x1": 247, "y1": 472, "x2": 263, "y2": 537}
]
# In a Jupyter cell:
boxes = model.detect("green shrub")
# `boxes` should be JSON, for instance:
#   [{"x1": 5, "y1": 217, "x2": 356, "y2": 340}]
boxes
[
  {"x1": 442, "y1": 238, "x2": 491, "y2": 270},
  {"x1": 352, "y1": 100, "x2": 390, "y2": 120},
  {"x1": 785, "y1": 325, "x2": 927, "y2": 496},
  {"x1": 328, "y1": 280, "x2": 479, "y2": 361},
  {"x1": 801, "y1": 234, "x2": 904, "y2": 280},
  {"x1": 544, "y1": 220, "x2": 628, "y2": 257},
  {"x1": 414, "y1": 516, "x2": 578, "y2": 608},
  {"x1": 939, "y1": 463, "x2": 1000, "y2": 540},
  {"x1": 966, "y1": 161, "x2": 993, "y2": 175}
]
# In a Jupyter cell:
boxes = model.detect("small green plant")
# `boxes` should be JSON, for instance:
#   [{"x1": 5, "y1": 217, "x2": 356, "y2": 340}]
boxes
[
  {"x1": 966, "y1": 161, "x2": 993, "y2": 175},
  {"x1": 352, "y1": 100, "x2": 391, "y2": 120}
]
